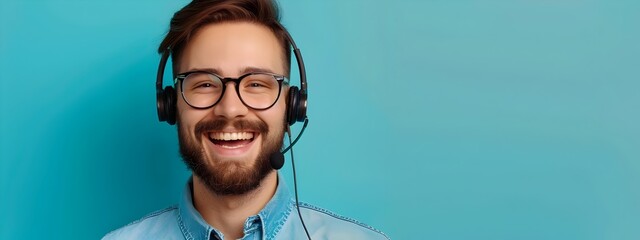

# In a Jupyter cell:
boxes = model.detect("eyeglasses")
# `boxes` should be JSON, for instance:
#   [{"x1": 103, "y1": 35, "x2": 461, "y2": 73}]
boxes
[{"x1": 175, "y1": 71, "x2": 289, "y2": 110}]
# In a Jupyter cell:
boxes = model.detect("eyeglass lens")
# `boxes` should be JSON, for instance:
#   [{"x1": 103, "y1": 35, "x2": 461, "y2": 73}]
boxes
[{"x1": 181, "y1": 72, "x2": 281, "y2": 109}]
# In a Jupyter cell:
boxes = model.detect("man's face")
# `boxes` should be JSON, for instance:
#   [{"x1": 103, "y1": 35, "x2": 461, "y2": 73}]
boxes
[{"x1": 176, "y1": 22, "x2": 287, "y2": 195}]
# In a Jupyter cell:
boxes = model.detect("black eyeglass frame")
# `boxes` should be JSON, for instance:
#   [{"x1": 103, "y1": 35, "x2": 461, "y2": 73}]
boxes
[{"x1": 174, "y1": 71, "x2": 290, "y2": 110}]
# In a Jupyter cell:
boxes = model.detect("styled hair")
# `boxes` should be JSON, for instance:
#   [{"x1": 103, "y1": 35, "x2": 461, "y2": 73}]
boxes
[{"x1": 158, "y1": 0, "x2": 291, "y2": 75}]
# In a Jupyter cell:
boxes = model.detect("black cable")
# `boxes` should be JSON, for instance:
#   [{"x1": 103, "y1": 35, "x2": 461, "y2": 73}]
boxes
[
  {"x1": 282, "y1": 118, "x2": 308, "y2": 154},
  {"x1": 287, "y1": 128, "x2": 311, "y2": 240}
]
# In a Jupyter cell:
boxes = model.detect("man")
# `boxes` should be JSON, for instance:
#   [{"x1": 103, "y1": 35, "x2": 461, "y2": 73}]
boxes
[{"x1": 103, "y1": 0, "x2": 389, "y2": 239}]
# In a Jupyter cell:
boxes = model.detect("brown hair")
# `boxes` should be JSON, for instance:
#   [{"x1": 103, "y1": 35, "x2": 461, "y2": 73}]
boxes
[{"x1": 158, "y1": 0, "x2": 291, "y2": 75}]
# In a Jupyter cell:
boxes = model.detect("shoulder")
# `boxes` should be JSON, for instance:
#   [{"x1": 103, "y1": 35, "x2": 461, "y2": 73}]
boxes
[
  {"x1": 102, "y1": 205, "x2": 181, "y2": 240},
  {"x1": 297, "y1": 202, "x2": 390, "y2": 240}
]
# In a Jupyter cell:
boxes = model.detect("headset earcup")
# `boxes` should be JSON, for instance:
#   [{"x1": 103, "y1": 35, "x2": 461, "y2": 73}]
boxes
[
  {"x1": 287, "y1": 87, "x2": 299, "y2": 126},
  {"x1": 156, "y1": 91, "x2": 167, "y2": 123},
  {"x1": 295, "y1": 91, "x2": 307, "y2": 122},
  {"x1": 163, "y1": 86, "x2": 177, "y2": 125},
  {"x1": 287, "y1": 87, "x2": 307, "y2": 125}
]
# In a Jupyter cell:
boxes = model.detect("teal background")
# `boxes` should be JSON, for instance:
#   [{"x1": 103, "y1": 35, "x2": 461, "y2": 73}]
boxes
[{"x1": 1, "y1": 0, "x2": 639, "y2": 239}]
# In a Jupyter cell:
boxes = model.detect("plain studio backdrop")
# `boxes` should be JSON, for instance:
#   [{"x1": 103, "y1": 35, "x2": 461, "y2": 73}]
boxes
[{"x1": 1, "y1": 0, "x2": 639, "y2": 239}]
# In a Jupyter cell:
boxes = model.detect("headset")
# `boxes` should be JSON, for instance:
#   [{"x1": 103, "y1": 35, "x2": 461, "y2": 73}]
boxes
[
  {"x1": 154, "y1": 22, "x2": 312, "y2": 239},
  {"x1": 155, "y1": 23, "x2": 307, "y2": 126}
]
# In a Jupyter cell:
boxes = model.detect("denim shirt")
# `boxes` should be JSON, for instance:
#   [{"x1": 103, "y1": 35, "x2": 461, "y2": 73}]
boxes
[{"x1": 103, "y1": 176, "x2": 389, "y2": 240}]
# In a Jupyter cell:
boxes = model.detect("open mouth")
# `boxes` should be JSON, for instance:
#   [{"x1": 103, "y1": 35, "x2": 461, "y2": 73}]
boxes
[{"x1": 207, "y1": 131, "x2": 256, "y2": 149}]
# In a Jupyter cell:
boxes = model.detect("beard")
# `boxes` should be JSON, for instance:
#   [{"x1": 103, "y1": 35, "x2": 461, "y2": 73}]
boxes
[{"x1": 177, "y1": 117, "x2": 283, "y2": 196}]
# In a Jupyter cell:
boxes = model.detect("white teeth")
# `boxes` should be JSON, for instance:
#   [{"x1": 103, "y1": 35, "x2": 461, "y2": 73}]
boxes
[{"x1": 209, "y1": 132, "x2": 254, "y2": 141}]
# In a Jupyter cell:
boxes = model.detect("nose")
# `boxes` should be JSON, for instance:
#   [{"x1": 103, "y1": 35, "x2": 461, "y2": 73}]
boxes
[{"x1": 213, "y1": 82, "x2": 249, "y2": 119}]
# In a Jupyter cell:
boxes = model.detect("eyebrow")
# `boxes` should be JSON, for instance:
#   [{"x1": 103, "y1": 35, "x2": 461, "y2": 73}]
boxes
[{"x1": 183, "y1": 66, "x2": 279, "y2": 76}]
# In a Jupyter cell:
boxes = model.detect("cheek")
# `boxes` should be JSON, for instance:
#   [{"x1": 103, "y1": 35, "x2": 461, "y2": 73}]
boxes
[
  {"x1": 274, "y1": 95, "x2": 288, "y2": 123},
  {"x1": 176, "y1": 97, "x2": 189, "y2": 122},
  {"x1": 177, "y1": 97, "x2": 204, "y2": 138},
  {"x1": 261, "y1": 96, "x2": 288, "y2": 133}
]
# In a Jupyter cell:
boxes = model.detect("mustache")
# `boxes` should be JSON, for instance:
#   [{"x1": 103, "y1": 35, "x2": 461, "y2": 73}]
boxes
[{"x1": 195, "y1": 118, "x2": 269, "y2": 136}]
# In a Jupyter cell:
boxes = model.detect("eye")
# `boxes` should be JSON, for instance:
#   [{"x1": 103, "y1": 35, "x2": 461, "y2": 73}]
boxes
[
  {"x1": 188, "y1": 81, "x2": 220, "y2": 92},
  {"x1": 248, "y1": 82, "x2": 267, "y2": 88},
  {"x1": 197, "y1": 83, "x2": 213, "y2": 88}
]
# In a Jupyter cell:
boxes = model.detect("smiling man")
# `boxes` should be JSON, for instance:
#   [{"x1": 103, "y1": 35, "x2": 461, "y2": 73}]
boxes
[{"x1": 103, "y1": 0, "x2": 388, "y2": 239}]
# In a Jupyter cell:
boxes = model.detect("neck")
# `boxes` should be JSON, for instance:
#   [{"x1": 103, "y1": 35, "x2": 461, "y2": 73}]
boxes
[{"x1": 192, "y1": 171, "x2": 278, "y2": 240}]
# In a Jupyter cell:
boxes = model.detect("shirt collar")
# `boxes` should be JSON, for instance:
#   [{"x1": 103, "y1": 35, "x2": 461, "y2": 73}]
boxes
[
  {"x1": 178, "y1": 175, "x2": 295, "y2": 240},
  {"x1": 257, "y1": 175, "x2": 295, "y2": 239}
]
